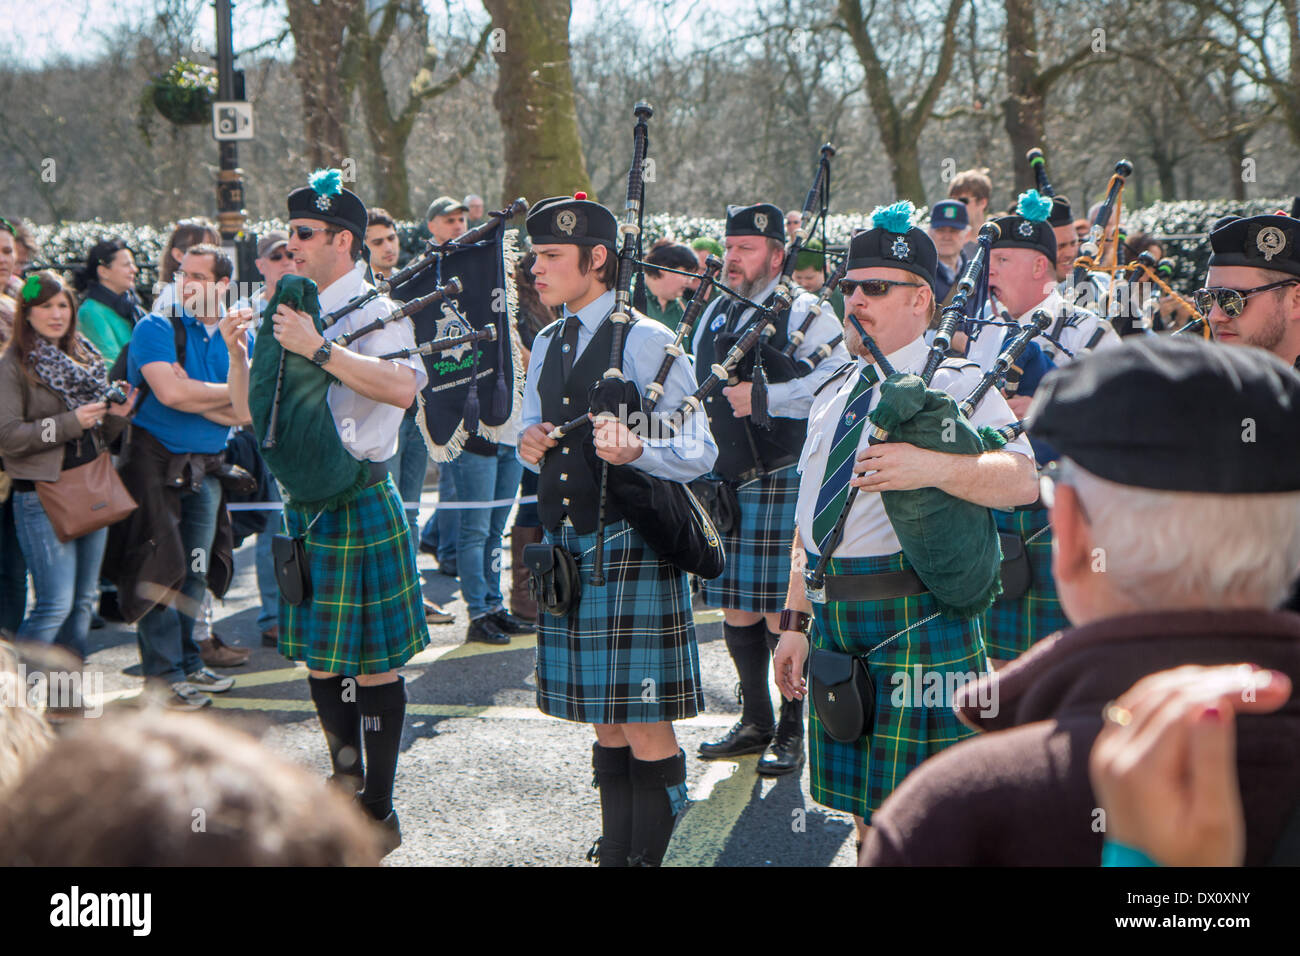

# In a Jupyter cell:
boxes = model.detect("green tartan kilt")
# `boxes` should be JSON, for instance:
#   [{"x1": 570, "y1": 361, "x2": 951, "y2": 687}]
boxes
[
  {"x1": 985, "y1": 508, "x2": 1069, "y2": 660},
  {"x1": 279, "y1": 476, "x2": 428, "y2": 674},
  {"x1": 806, "y1": 550, "x2": 988, "y2": 822}
]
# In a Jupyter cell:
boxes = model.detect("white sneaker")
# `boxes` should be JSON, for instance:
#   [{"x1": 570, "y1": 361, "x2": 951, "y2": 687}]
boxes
[
  {"x1": 166, "y1": 682, "x2": 213, "y2": 710},
  {"x1": 184, "y1": 668, "x2": 235, "y2": 693}
]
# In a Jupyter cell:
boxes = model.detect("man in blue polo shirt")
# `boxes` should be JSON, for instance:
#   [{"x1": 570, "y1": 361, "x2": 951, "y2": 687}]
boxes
[{"x1": 124, "y1": 244, "x2": 252, "y2": 710}]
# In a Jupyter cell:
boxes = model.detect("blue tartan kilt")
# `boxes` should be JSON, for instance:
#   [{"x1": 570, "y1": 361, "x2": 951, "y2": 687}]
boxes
[
  {"x1": 806, "y1": 550, "x2": 988, "y2": 822},
  {"x1": 699, "y1": 464, "x2": 798, "y2": 613},
  {"x1": 279, "y1": 477, "x2": 429, "y2": 675},
  {"x1": 535, "y1": 519, "x2": 704, "y2": 725},
  {"x1": 986, "y1": 508, "x2": 1069, "y2": 660}
]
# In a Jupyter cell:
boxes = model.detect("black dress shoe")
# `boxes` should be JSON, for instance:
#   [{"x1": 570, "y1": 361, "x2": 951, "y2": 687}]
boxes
[
  {"x1": 491, "y1": 609, "x2": 536, "y2": 634},
  {"x1": 375, "y1": 809, "x2": 401, "y2": 856},
  {"x1": 756, "y1": 725, "x2": 805, "y2": 776},
  {"x1": 466, "y1": 615, "x2": 510, "y2": 645},
  {"x1": 698, "y1": 720, "x2": 774, "y2": 759}
]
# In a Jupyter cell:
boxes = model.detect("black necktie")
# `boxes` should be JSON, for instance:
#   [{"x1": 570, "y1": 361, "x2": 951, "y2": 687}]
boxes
[{"x1": 560, "y1": 313, "x2": 580, "y2": 378}]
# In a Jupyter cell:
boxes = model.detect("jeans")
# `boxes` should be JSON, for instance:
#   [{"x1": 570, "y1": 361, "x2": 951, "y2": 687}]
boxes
[
  {"x1": 446, "y1": 444, "x2": 523, "y2": 620},
  {"x1": 419, "y1": 467, "x2": 461, "y2": 568},
  {"x1": 255, "y1": 478, "x2": 283, "y2": 632},
  {"x1": 516, "y1": 468, "x2": 540, "y2": 528},
  {"x1": 388, "y1": 407, "x2": 428, "y2": 536},
  {"x1": 0, "y1": 494, "x2": 28, "y2": 632},
  {"x1": 136, "y1": 475, "x2": 221, "y2": 684},
  {"x1": 11, "y1": 491, "x2": 106, "y2": 661}
]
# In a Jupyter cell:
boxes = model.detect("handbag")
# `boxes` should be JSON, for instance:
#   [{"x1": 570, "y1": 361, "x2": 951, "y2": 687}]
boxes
[
  {"x1": 808, "y1": 645, "x2": 877, "y2": 744},
  {"x1": 523, "y1": 542, "x2": 582, "y2": 617},
  {"x1": 34, "y1": 432, "x2": 137, "y2": 543},
  {"x1": 272, "y1": 533, "x2": 312, "y2": 606},
  {"x1": 995, "y1": 532, "x2": 1033, "y2": 603}
]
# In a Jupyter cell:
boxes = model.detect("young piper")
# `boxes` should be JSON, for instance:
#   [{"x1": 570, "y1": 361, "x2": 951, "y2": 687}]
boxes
[{"x1": 517, "y1": 194, "x2": 718, "y2": 866}]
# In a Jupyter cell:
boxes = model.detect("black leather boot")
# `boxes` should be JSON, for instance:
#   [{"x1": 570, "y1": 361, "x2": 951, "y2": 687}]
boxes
[{"x1": 756, "y1": 696, "x2": 805, "y2": 776}]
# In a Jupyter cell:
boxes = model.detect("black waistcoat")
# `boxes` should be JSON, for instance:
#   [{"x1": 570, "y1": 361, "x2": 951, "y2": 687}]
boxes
[
  {"x1": 694, "y1": 294, "x2": 808, "y2": 481},
  {"x1": 537, "y1": 315, "x2": 624, "y2": 533}
]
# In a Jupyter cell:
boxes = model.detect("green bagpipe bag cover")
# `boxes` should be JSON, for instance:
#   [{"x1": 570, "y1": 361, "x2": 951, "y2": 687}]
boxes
[
  {"x1": 249, "y1": 275, "x2": 367, "y2": 511},
  {"x1": 868, "y1": 372, "x2": 1003, "y2": 619}
]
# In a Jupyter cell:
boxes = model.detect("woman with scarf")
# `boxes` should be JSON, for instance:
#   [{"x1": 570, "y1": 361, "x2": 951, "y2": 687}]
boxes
[
  {"x1": 74, "y1": 238, "x2": 145, "y2": 367},
  {"x1": 0, "y1": 271, "x2": 136, "y2": 660}
]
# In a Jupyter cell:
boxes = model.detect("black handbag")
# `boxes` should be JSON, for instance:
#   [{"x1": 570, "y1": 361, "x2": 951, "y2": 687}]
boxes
[
  {"x1": 523, "y1": 542, "x2": 582, "y2": 617},
  {"x1": 272, "y1": 533, "x2": 311, "y2": 606},
  {"x1": 808, "y1": 645, "x2": 877, "y2": 744},
  {"x1": 995, "y1": 531, "x2": 1033, "y2": 603},
  {"x1": 689, "y1": 477, "x2": 741, "y2": 536}
]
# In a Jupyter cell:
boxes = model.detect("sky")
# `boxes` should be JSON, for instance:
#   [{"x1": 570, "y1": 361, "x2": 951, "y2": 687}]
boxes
[{"x1": 0, "y1": 0, "x2": 749, "y2": 69}]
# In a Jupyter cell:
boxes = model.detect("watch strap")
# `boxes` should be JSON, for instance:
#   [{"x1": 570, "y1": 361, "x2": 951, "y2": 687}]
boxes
[{"x1": 778, "y1": 608, "x2": 811, "y2": 634}]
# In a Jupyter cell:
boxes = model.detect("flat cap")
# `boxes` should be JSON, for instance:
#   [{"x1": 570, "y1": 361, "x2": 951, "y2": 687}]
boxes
[
  {"x1": 725, "y1": 203, "x2": 785, "y2": 243},
  {"x1": 1208, "y1": 214, "x2": 1300, "y2": 279},
  {"x1": 425, "y1": 195, "x2": 468, "y2": 222},
  {"x1": 1028, "y1": 335, "x2": 1300, "y2": 493},
  {"x1": 525, "y1": 194, "x2": 617, "y2": 250}
]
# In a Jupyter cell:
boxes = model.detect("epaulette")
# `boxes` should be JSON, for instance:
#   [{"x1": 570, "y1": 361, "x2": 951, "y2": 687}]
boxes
[
  {"x1": 814, "y1": 361, "x2": 856, "y2": 396},
  {"x1": 536, "y1": 318, "x2": 563, "y2": 339}
]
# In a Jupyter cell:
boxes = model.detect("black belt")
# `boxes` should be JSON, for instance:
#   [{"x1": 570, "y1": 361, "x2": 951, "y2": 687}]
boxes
[
  {"x1": 1015, "y1": 498, "x2": 1047, "y2": 512},
  {"x1": 365, "y1": 459, "x2": 390, "y2": 487},
  {"x1": 818, "y1": 568, "x2": 928, "y2": 603},
  {"x1": 718, "y1": 456, "x2": 798, "y2": 485}
]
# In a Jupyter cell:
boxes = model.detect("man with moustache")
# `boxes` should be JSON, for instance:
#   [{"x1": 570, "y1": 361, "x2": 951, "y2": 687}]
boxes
[
  {"x1": 690, "y1": 203, "x2": 849, "y2": 777},
  {"x1": 771, "y1": 203, "x2": 1036, "y2": 852},
  {"x1": 517, "y1": 194, "x2": 717, "y2": 866}
]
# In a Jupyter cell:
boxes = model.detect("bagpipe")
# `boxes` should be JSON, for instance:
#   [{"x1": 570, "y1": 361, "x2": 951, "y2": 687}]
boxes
[
  {"x1": 1109, "y1": 251, "x2": 1203, "y2": 337},
  {"x1": 250, "y1": 201, "x2": 527, "y2": 508},
  {"x1": 549, "y1": 103, "x2": 725, "y2": 584},
  {"x1": 1064, "y1": 157, "x2": 1133, "y2": 326},
  {"x1": 803, "y1": 252, "x2": 1021, "y2": 620},
  {"x1": 711, "y1": 144, "x2": 838, "y2": 428}
]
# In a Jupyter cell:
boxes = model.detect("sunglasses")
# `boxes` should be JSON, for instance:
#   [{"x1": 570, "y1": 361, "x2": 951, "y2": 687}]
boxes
[
  {"x1": 838, "y1": 278, "x2": 923, "y2": 297},
  {"x1": 267, "y1": 249, "x2": 290, "y2": 262},
  {"x1": 292, "y1": 224, "x2": 339, "y2": 242},
  {"x1": 1192, "y1": 279, "x2": 1299, "y2": 318}
]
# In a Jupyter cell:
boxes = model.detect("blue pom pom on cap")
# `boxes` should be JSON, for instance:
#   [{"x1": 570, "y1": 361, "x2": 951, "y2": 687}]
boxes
[
  {"x1": 1016, "y1": 188, "x2": 1052, "y2": 223},
  {"x1": 870, "y1": 200, "x2": 917, "y2": 234},
  {"x1": 309, "y1": 168, "x2": 343, "y2": 198}
]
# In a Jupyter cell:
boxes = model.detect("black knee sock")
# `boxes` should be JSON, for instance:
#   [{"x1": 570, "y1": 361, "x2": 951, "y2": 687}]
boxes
[
  {"x1": 629, "y1": 749, "x2": 688, "y2": 867},
  {"x1": 724, "y1": 621, "x2": 773, "y2": 730},
  {"x1": 777, "y1": 694, "x2": 804, "y2": 737},
  {"x1": 308, "y1": 675, "x2": 363, "y2": 786},
  {"x1": 765, "y1": 628, "x2": 780, "y2": 655},
  {"x1": 357, "y1": 677, "x2": 407, "y2": 820},
  {"x1": 591, "y1": 743, "x2": 633, "y2": 867}
]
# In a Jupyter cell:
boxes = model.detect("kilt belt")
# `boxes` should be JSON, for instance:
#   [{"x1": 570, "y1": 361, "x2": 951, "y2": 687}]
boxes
[{"x1": 807, "y1": 567, "x2": 928, "y2": 604}]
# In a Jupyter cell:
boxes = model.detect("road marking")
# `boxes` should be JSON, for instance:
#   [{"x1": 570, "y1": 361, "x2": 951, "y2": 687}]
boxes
[{"x1": 665, "y1": 755, "x2": 761, "y2": 867}]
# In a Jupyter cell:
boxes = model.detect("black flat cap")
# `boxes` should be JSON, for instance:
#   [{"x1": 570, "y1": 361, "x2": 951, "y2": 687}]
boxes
[
  {"x1": 1028, "y1": 335, "x2": 1300, "y2": 493},
  {"x1": 525, "y1": 193, "x2": 617, "y2": 249},
  {"x1": 725, "y1": 203, "x2": 785, "y2": 243},
  {"x1": 287, "y1": 169, "x2": 367, "y2": 241},
  {"x1": 1208, "y1": 214, "x2": 1300, "y2": 279},
  {"x1": 846, "y1": 200, "x2": 937, "y2": 291}
]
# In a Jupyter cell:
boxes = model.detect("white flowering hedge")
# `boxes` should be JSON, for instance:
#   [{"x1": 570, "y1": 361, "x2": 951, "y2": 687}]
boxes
[{"x1": 27, "y1": 199, "x2": 1293, "y2": 296}]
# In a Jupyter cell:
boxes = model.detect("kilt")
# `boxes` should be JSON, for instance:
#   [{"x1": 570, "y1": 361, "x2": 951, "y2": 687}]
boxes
[
  {"x1": 807, "y1": 550, "x2": 987, "y2": 822},
  {"x1": 699, "y1": 464, "x2": 798, "y2": 613},
  {"x1": 985, "y1": 508, "x2": 1069, "y2": 660},
  {"x1": 279, "y1": 477, "x2": 428, "y2": 674},
  {"x1": 536, "y1": 518, "x2": 703, "y2": 725}
]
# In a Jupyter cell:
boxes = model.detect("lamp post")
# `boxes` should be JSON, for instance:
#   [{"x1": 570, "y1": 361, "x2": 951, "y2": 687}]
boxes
[{"x1": 213, "y1": 0, "x2": 246, "y2": 249}]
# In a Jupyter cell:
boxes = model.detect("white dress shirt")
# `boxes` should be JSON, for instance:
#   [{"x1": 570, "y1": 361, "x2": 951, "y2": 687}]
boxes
[
  {"x1": 970, "y1": 287, "x2": 1120, "y2": 373},
  {"x1": 795, "y1": 336, "x2": 1033, "y2": 558},
  {"x1": 318, "y1": 260, "x2": 429, "y2": 462},
  {"x1": 691, "y1": 275, "x2": 849, "y2": 420}
]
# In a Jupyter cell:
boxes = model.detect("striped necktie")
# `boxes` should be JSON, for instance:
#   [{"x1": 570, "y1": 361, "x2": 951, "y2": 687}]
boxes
[{"x1": 811, "y1": 364, "x2": 881, "y2": 548}]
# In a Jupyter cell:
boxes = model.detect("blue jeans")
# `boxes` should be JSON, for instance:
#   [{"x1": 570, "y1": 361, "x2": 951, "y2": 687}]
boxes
[
  {"x1": 0, "y1": 494, "x2": 28, "y2": 632},
  {"x1": 446, "y1": 444, "x2": 523, "y2": 619},
  {"x1": 387, "y1": 406, "x2": 428, "y2": 536},
  {"x1": 12, "y1": 491, "x2": 106, "y2": 660},
  {"x1": 255, "y1": 479, "x2": 283, "y2": 632},
  {"x1": 419, "y1": 467, "x2": 461, "y2": 568},
  {"x1": 136, "y1": 475, "x2": 221, "y2": 684}
]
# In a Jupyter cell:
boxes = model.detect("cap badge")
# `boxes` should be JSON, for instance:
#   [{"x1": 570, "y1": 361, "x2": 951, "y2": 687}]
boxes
[
  {"x1": 555, "y1": 210, "x2": 577, "y2": 236},
  {"x1": 1257, "y1": 226, "x2": 1287, "y2": 261},
  {"x1": 754, "y1": 212, "x2": 769, "y2": 233},
  {"x1": 891, "y1": 236, "x2": 910, "y2": 259},
  {"x1": 1018, "y1": 220, "x2": 1035, "y2": 238},
  {"x1": 315, "y1": 193, "x2": 332, "y2": 212}
]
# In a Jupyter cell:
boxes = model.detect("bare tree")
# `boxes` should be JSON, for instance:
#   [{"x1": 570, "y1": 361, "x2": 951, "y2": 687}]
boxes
[{"x1": 285, "y1": 0, "x2": 361, "y2": 169}]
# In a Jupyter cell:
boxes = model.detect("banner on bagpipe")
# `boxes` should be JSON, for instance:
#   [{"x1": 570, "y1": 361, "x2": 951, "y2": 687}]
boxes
[{"x1": 392, "y1": 217, "x2": 523, "y2": 462}]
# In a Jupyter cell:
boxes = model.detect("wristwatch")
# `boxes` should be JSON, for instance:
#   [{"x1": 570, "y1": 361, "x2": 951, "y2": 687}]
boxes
[
  {"x1": 778, "y1": 608, "x2": 811, "y2": 635},
  {"x1": 309, "y1": 339, "x2": 333, "y2": 367}
]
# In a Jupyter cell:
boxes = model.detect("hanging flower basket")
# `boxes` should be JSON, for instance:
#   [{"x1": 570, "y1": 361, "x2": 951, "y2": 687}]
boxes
[{"x1": 149, "y1": 58, "x2": 218, "y2": 126}]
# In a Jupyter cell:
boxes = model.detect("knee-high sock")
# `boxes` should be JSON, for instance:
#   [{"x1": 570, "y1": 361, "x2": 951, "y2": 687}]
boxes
[
  {"x1": 769, "y1": 629, "x2": 805, "y2": 734},
  {"x1": 592, "y1": 743, "x2": 633, "y2": 867},
  {"x1": 724, "y1": 621, "x2": 773, "y2": 730},
  {"x1": 357, "y1": 677, "x2": 407, "y2": 820},
  {"x1": 308, "y1": 675, "x2": 363, "y2": 786},
  {"x1": 629, "y1": 749, "x2": 688, "y2": 867}
]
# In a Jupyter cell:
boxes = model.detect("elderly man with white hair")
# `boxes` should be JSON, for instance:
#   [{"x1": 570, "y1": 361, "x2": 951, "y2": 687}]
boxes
[{"x1": 860, "y1": 335, "x2": 1300, "y2": 865}]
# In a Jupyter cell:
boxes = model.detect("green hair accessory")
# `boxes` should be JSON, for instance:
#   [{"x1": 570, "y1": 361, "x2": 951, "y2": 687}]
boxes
[{"x1": 19, "y1": 274, "x2": 42, "y2": 304}]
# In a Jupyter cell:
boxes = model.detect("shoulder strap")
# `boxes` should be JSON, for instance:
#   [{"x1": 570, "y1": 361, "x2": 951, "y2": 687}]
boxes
[
  {"x1": 170, "y1": 313, "x2": 187, "y2": 365},
  {"x1": 814, "y1": 361, "x2": 855, "y2": 396}
]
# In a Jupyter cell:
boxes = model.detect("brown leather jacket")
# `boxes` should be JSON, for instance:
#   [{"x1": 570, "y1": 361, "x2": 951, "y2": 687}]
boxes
[
  {"x1": 0, "y1": 350, "x2": 127, "y2": 481},
  {"x1": 862, "y1": 609, "x2": 1300, "y2": 866}
]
